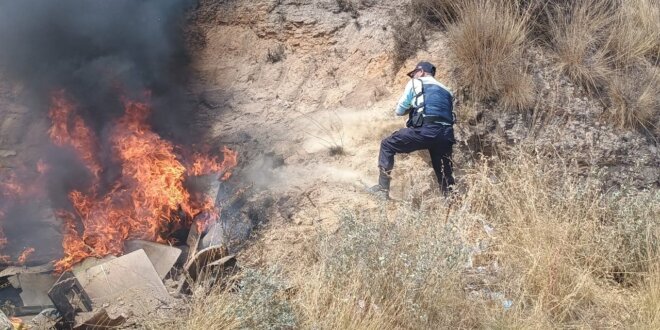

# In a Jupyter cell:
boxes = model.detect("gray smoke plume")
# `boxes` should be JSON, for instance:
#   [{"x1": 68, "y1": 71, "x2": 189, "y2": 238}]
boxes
[
  {"x1": 0, "y1": 0, "x2": 206, "y2": 265},
  {"x1": 0, "y1": 0, "x2": 197, "y2": 140}
]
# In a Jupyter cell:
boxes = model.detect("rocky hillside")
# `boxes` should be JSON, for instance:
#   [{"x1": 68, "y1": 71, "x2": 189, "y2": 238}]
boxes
[{"x1": 0, "y1": 0, "x2": 658, "y2": 328}]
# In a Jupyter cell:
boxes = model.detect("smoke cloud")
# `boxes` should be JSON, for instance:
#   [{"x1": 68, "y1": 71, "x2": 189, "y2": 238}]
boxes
[
  {"x1": 0, "y1": 0, "x2": 209, "y2": 265},
  {"x1": 0, "y1": 0, "x2": 198, "y2": 141}
]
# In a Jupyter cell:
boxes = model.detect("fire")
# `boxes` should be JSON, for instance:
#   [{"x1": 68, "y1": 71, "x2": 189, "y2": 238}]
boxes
[
  {"x1": 0, "y1": 161, "x2": 51, "y2": 265},
  {"x1": 50, "y1": 92, "x2": 237, "y2": 272},
  {"x1": 36, "y1": 159, "x2": 50, "y2": 174},
  {"x1": 190, "y1": 146, "x2": 238, "y2": 180},
  {"x1": 17, "y1": 247, "x2": 35, "y2": 265},
  {"x1": 48, "y1": 90, "x2": 102, "y2": 179},
  {"x1": 0, "y1": 174, "x2": 24, "y2": 197}
]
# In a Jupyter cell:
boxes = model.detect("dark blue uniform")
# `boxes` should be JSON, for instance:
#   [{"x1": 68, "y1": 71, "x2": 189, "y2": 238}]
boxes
[{"x1": 379, "y1": 76, "x2": 455, "y2": 193}]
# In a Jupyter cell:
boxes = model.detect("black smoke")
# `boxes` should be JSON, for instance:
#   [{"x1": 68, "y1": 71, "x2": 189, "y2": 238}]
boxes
[
  {"x1": 0, "y1": 0, "x2": 199, "y2": 142},
  {"x1": 0, "y1": 0, "x2": 207, "y2": 265}
]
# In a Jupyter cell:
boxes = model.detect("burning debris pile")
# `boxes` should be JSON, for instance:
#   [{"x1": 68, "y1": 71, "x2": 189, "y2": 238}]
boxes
[{"x1": 0, "y1": 0, "x2": 246, "y2": 327}]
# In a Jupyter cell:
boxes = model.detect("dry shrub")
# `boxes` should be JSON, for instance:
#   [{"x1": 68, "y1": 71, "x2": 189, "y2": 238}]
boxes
[
  {"x1": 548, "y1": 0, "x2": 617, "y2": 94},
  {"x1": 391, "y1": 19, "x2": 427, "y2": 71},
  {"x1": 165, "y1": 269, "x2": 296, "y2": 330},
  {"x1": 336, "y1": 0, "x2": 373, "y2": 17},
  {"x1": 607, "y1": 0, "x2": 660, "y2": 66},
  {"x1": 411, "y1": 0, "x2": 463, "y2": 27},
  {"x1": 636, "y1": 262, "x2": 660, "y2": 329},
  {"x1": 289, "y1": 151, "x2": 659, "y2": 328},
  {"x1": 464, "y1": 151, "x2": 660, "y2": 326},
  {"x1": 295, "y1": 208, "x2": 475, "y2": 329},
  {"x1": 606, "y1": 64, "x2": 660, "y2": 129},
  {"x1": 447, "y1": 0, "x2": 534, "y2": 110}
]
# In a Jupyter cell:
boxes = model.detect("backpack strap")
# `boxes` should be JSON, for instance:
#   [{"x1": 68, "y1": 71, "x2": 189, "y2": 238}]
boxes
[{"x1": 411, "y1": 78, "x2": 425, "y2": 113}]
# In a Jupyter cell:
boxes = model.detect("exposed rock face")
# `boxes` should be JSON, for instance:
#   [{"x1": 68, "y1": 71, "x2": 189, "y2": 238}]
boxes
[{"x1": 3, "y1": 0, "x2": 654, "y2": 192}]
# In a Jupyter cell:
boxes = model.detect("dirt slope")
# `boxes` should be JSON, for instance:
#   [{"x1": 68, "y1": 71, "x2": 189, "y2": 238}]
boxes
[{"x1": 186, "y1": 0, "x2": 658, "y2": 268}]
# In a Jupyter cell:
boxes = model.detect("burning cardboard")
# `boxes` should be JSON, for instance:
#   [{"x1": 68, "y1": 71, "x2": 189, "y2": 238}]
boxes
[
  {"x1": 0, "y1": 263, "x2": 55, "y2": 320},
  {"x1": 0, "y1": 263, "x2": 53, "y2": 278}
]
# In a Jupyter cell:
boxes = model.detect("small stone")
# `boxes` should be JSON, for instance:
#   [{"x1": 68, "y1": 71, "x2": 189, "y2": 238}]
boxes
[{"x1": 0, "y1": 150, "x2": 16, "y2": 158}]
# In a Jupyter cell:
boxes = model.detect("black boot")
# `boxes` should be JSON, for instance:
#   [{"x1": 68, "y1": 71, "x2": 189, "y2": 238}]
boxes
[{"x1": 367, "y1": 168, "x2": 391, "y2": 200}]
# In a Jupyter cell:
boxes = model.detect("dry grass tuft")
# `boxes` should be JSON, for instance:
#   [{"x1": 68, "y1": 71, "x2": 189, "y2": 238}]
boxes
[
  {"x1": 606, "y1": 0, "x2": 660, "y2": 66},
  {"x1": 547, "y1": 0, "x2": 617, "y2": 94},
  {"x1": 467, "y1": 151, "x2": 659, "y2": 326},
  {"x1": 636, "y1": 262, "x2": 660, "y2": 328},
  {"x1": 447, "y1": 0, "x2": 534, "y2": 110},
  {"x1": 163, "y1": 269, "x2": 296, "y2": 329},
  {"x1": 411, "y1": 0, "x2": 463, "y2": 27},
  {"x1": 606, "y1": 64, "x2": 660, "y2": 130},
  {"x1": 391, "y1": 19, "x2": 427, "y2": 71}
]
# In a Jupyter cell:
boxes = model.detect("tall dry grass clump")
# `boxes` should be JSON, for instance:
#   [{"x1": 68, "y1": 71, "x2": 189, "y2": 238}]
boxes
[
  {"x1": 545, "y1": 0, "x2": 660, "y2": 129},
  {"x1": 547, "y1": 0, "x2": 617, "y2": 94},
  {"x1": 463, "y1": 151, "x2": 659, "y2": 326},
  {"x1": 606, "y1": 65, "x2": 660, "y2": 129},
  {"x1": 603, "y1": 0, "x2": 660, "y2": 130},
  {"x1": 447, "y1": 0, "x2": 535, "y2": 110},
  {"x1": 606, "y1": 0, "x2": 660, "y2": 66}
]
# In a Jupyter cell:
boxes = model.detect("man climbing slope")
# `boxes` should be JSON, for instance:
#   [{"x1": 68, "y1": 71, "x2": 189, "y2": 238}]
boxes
[{"x1": 368, "y1": 61, "x2": 455, "y2": 199}]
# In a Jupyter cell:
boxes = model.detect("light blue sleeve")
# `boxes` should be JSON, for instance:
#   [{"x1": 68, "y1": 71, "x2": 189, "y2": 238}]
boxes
[{"x1": 395, "y1": 80, "x2": 415, "y2": 116}]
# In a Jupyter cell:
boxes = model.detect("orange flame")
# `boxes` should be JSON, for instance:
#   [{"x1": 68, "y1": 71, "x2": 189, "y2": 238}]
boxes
[
  {"x1": 52, "y1": 94, "x2": 238, "y2": 272},
  {"x1": 17, "y1": 247, "x2": 36, "y2": 265},
  {"x1": 0, "y1": 165, "x2": 51, "y2": 264},
  {"x1": 36, "y1": 159, "x2": 50, "y2": 175},
  {"x1": 190, "y1": 146, "x2": 238, "y2": 180},
  {"x1": 48, "y1": 91, "x2": 102, "y2": 179}
]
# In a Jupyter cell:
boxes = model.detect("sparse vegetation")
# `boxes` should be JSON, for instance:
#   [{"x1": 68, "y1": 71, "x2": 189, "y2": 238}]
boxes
[
  {"x1": 411, "y1": 0, "x2": 462, "y2": 27},
  {"x1": 336, "y1": 0, "x2": 373, "y2": 18},
  {"x1": 447, "y1": 0, "x2": 534, "y2": 110},
  {"x1": 267, "y1": 45, "x2": 286, "y2": 63},
  {"x1": 547, "y1": 0, "x2": 616, "y2": 95},
  {"x1": 391, "y1": 19, "x2": 427, "y2": 71},
  {"x1": 173, "y1": 152, "x2": 659, "y2": 328},
  {"x1": 166, "y1": 269, "x2": 296, "y2": 330}
]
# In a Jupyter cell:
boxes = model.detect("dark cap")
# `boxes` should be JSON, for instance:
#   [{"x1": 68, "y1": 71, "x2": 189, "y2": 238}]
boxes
[{"x1": 406, "y1": 61, "x2": 436, "y2": 78}]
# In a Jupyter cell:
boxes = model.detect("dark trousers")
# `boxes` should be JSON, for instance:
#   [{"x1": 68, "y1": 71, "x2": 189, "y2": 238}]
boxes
[{"x1": 378, "y1": 124, "x2": 455, "y2": 193}]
